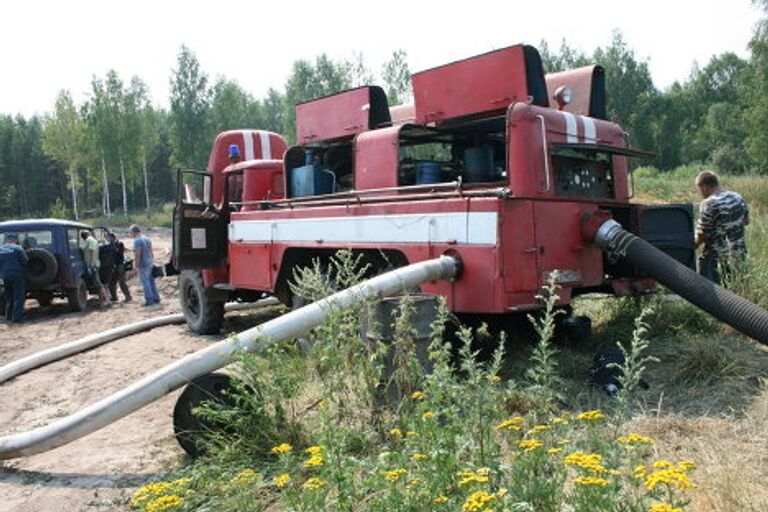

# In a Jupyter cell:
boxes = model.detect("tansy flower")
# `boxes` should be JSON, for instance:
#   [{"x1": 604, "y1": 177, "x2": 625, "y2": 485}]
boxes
[
  {"x1": 576, "y1": 409, "x2": 605, "y2": 421},
  {"x1": 303, "y1": 455, "x2": 324, "y2": 468},
  {"x1": 383, "y1": 468, "x2": 408, "y2": 482},
  {"x1": 645, "y1": 467, "x2": 696, "y2": 491},
  {"x1": 531, "y1": 424, "x2": 551, "y2": 432},
  {"x1": 563, "y1": 451, "x2": 606, "y2": 474},
  {"x1": 574, "y1": 476, "x2": 610, "y2": 487},
  {"x1": 231, "y1": 468, "x2": 258, "y2": 485},
  {"x1": 144, "y1": 495, "x2": 183, "y2": 512},
  {"x1": 270, "y1": 443, "x2": 292, "y2": 454},
  {"x1": 303, "y1": 477, "x2": 325, "y2": 490},
  {"x1": 411, "y1": 391, "x2": 425, "y2": 400},
  {"x1": 487, "y1": 375, "x2": 502, "y2": 382},
  {"x1": 648, "y1": 503, "x2": 684, "y2": 512},
  {"x1": 457, "y1": 467, "x2": 492, "y2": 485},
  {"x1": 547, "y1": 447, "x2": 563, "y2": 455},
  {"x1": 462, "y1": 491, "x2": 495, "y2": 512},
  {"x1": 405, "y1": 431, "x2": 417, "y2": 437},
  {"x1": 273, "y1": 473, "x2": 290, "y2": 488},
  {"x1": 518, "y1": 438, "x2": 543, "y2": 451},
  {"x1": 422, "y1": 411, "x2": 435, "y2": 420},
  {"x1": 410, "y1": 453, "x2": 429, "y2": 462},
  {"x1": 677, "y1": 460, "x2": 696, "y2": 472},
  {"x1": 433, "y1": 495, "x2": 449, "y2": 504},
  {"x1": 389, "y1": 427, "x2": 403, "y2": 438},
  {"x1": 617, "y1": 433, "x2": 655, "y2": 445},
  {"x1": 551, "y1": 417, "x2": 568, "y2": 424},
  {"x1": 496, "y1": 488, "x2": 509, "y2": 497},
  {"x1": 653, "y1": 460, "x2": 673, "y2": 468},
  {"x1": 495, "y1": 416, "x2": 524, "y2": 430},
  {"x1": 305, "y1": 445, "x2": 324, "y2": 455},
  {"x1": 407, "y1": 477, "x2": 423, "y2": 487}
]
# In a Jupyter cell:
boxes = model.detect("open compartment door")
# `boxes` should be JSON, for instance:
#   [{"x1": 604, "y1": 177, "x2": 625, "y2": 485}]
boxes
[{"x1": 173, "y1": 170, "x2": 228, "y2": 270}]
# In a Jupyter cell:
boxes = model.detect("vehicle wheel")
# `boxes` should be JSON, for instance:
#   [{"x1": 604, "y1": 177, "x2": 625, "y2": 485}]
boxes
[
  {"x1": 24, "y1": 248, "x2": 59, "y2": 288},
  {"x1": 173, "y1": 373, "x2": 237, "y2": 457},
  {"x1": 179, "y1": 271, "x2": 224, "y2": 334},
  {"x1": 67, "y1": 280, "x2": 88, "y2": 312}
]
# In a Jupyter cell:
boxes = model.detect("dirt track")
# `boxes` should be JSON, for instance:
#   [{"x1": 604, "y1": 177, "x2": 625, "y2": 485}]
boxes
[{"x1": 0, "y1": 228, "x2": 212, "y2": 511}]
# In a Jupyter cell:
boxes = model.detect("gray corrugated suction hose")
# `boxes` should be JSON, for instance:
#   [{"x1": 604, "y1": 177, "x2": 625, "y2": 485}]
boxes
[
  {"x1": 593, "y1": 219, "x2": 768, "y2": 345},
  {"x1": 0, "y1": 255, "x2": 459, "y2": 459},
  {"x1": 0, "y1": 299, "x2": 280, "y2": 385}
]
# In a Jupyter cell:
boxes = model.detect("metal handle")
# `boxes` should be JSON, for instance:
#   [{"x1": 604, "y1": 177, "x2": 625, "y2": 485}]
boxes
[{"x1": 536, "y1": 115, "x2": 551, "y2": 192}]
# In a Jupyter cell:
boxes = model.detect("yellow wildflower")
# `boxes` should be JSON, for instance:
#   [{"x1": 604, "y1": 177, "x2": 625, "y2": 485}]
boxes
[
  {"x1": 422, "y1": 411, "x2": 435, "y2": 420},
  {"x1": 305, "y1": 445, "x2": 324, "y2": 456},
  {"x1": 487, "y1": 375, "x2": 502, "y2": 382},
  {"x1": 433, "y1": 495, "x2": 449, "y2": 504},
  {"x1": 410, "y1": 453, "x2": 429, "y2": 462},
  {"x1": 557, "y1": 439, "x2": 571, "y2": 445},
  {"x1": 547, "y1": 447, "x2": 563, "y2": 455},
  {"x1": 270, "y1": 443, "x2": 293, "y2": 454},
  {"x1": 617, "y1": 433, "x2": 655, "y2": 445},
  {"x1": 389, "y1": 427, "x2": 403, "y2": 438},
  {"x1": 407, "y1": 477, "x2": 423, "y2": 487},
  {"x1": 532, "y1": 424, "x2": 551, "y2": 432},
  {"x1": 652, "y1": 460, "x2": 672, "y2": 468},
  {"x1": 457, "y1": 467, "x2": 492, "y2": 485},
  {"x1": 405, "y1": 430, "x2": 418, "y2": 437},
  {"x1": 273, "y1": 473, "x2": 291, "y2": 488},
  {"x1": 496, "y1": 488, "x2": 509, "y2": 497},
  {"x1": 303, "y1": 454, "x2": 324, "y2": 468},
  {"x1": 383, "y1": 468, "x2": 408, "y2": 482},
  {"x1": 495, "y1": 416, "x2": 524, "y2": 431},
  {"x1": 551, "y1": 417, "x2": 568, "y2": 424},
  {"x1": 574, "y1": 476, "x2": 610, "y2": 487},
  {"x1": 648, "y1": 503, "x2": 684, "y2": 512},
  {"x1": 131, "y1": 480, "x2": 189, "y2": 509},
  {"x1": 462, "y1": 490, "x2": 495, "y2": 512},
  {"x1": 303, "y1": 477, "x2": 326, "y2": 490},
  {"x1": 677, "y1": 460, "x2": 697, "y2": 472},
  {"x1": 645, "y1": 467, "x2": 696, "y2": 491},
  {"x1": 411, "y1": 391, "x2": 426, "y2": 400},
  {"x1": 231, "y1": 468, "x2": 258, "y2": 485},
  {"x1": 563, "y1": 451, "x2": 606, "y2": 474},
  {"x1": 576, "y1": 409, "x2": 605, "y2": 421},
  {"x1": 518, "y1": 438, "x2": 543, "y2": 451},
  {"x1": 145, "y1": 495, "x2": 183, "y2": 512}
]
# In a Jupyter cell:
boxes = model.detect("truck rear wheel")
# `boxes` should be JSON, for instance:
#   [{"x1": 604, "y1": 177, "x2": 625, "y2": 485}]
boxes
[{"x1": 179, "y1": 271, "x2": 225, "y2": 334}]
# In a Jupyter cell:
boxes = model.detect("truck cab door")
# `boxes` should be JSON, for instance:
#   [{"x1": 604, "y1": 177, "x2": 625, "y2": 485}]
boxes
[{"x1": 173, "y1": 170, "x2": 228, "y2": 270}]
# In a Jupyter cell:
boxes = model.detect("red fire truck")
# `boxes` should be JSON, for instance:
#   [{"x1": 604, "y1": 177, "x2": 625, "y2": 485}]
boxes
[{"x1": 173, "y1": 44, "x2": 694, "y2": 334}]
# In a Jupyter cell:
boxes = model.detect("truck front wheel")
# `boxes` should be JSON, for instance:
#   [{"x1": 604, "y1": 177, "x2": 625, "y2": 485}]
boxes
[{"x1": 179, "y1": 271, "x2": 225, "y2": 334}]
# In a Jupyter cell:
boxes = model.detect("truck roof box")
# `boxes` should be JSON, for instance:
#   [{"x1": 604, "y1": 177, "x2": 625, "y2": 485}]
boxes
[
  {"x1": 545, "y1": 65, "x2": 607, "y2": 119},
  {"x1": 411, "y1": 44, "x2": 548, "y2": 125},
  {"x1": 296, "y1": 86, "x2": 392, "y2": 144}
]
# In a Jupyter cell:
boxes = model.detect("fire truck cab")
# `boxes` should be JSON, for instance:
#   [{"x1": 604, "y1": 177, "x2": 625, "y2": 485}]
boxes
[{"x1": 173, "y1": 44, "x2": 695, "y2": 334}]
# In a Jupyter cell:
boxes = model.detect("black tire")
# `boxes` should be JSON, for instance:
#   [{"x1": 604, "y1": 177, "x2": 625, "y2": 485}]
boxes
[
  {"x1": 173, "y1": 373, "x2": 236, "y2": 457},
  {"x1": 24, "y1": 248, "x2": 59, "y2": 288},
  {"x1": 66, "y1": 280, "x2": 88, "y2": 312},
  {"x1": 179, "y1": 271, "x2": 224, "y2": 334}
]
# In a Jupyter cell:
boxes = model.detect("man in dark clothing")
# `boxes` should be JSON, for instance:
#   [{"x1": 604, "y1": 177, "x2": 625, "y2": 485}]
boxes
[
  {"x1": 0, "y1": 233, "x2": 28, "y2": 323},
  {"x1": 107, "y1": 233, "x2": 132, "y2": 302},
  {"x1": 695, "y1": 171, "x2": 750, "y2": 284}
]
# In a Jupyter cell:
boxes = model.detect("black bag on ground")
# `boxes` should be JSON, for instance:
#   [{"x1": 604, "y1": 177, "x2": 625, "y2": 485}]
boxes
[
  {"x1": 589, "y1": 345, "x2": 650, "y2": 396},
  {"x1": 151, "y1": 265, "x2": 164, "y2": 278}
]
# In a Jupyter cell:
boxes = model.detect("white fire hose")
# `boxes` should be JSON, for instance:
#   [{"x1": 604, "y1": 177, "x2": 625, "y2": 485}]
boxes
[
  {"x1": 0, "y1": 255, "x2": 459, "y2": 459},
  {"x1": 0, "y1": 299, "x2": 280, "y2": 385}
]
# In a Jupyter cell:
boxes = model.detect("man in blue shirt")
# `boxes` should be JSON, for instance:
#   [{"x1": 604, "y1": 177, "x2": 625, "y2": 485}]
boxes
[
  {"x1": 130, "y1": 225, "x2": 160, "y2": 306},
  {"x1": 0, "y1": 233, "x2": 28, "y2": 323}
]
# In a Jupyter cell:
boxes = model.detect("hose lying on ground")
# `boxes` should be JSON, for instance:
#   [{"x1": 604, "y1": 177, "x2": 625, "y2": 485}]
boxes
[
  {"x1": 0, "y1": 299, "x2": 279, "y2": 385},
  {"x1": 591, "y1": 218, "x2": 768, "y2": 345},
  {"x1": 0, "y1": 255, "x2": 460, "y2": 459}
]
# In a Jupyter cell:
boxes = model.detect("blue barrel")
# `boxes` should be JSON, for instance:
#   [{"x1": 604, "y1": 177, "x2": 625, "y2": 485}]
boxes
[
  {"x1": 416, "y1": 162, "x2": 441, "y2": 184},
  {"x1": 464, "y1": 147, "x2": 494, "y2": 182},
  {"x1": 290, "y1": 165, "x2": 335, "y2": 197}
]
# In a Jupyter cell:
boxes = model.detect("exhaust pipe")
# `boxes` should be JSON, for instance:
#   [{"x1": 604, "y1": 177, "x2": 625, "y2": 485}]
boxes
[
  {"x1": 0, "y1": 255, "x2": 460, "y2": 459},
  {"x1": 585, "y1": 214, "x2": 768, "y2": 345}
]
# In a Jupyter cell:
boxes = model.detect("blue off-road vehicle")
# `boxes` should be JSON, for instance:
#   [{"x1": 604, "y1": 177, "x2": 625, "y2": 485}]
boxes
[{"x1": 0, "y1": 219, "x2": 115, "y2": 311}]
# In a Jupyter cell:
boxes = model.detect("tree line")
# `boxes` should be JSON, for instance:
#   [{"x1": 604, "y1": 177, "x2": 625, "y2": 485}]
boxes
[{"x1": 1, "y1": 4, "x2": 767, "y2": 220}]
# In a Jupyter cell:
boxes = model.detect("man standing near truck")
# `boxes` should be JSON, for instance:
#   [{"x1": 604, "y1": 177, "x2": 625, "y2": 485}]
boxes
[
  {"x1": 80, "y1": 230, "x2": 110, "y2": 307},
  {"x1": 130, "y1": 225, "x2": 160, "y2": 306},
  {"x1": 0, "y1": 233, "x2": 28, "y2": 323},
  {"x1": 106, "y1": 232, "x2": 132, "y2": 303},
  {"x1": 695, "y1": 171, "x2": 750, "y2": 284}
]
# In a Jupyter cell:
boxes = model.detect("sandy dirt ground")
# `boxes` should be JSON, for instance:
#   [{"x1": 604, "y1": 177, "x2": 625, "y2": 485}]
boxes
[{"x1": 0, "y1": 228, "x2": 224, "y2": 511}]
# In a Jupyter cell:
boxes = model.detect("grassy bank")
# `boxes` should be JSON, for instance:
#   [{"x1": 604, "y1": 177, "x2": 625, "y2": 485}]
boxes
[{"x1": 127, "y1": 167, "x2": 767, "y2": 512}]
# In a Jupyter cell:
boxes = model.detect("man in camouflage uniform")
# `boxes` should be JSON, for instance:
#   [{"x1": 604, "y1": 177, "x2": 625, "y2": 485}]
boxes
[{"x1": 694, "y1": 171, "x2": 749, "y2": 284}]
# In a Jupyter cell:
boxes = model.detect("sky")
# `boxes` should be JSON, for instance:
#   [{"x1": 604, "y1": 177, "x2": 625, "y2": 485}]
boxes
[{"x1": 0, "y1": 0, "x2": 762, "y2": 117}]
